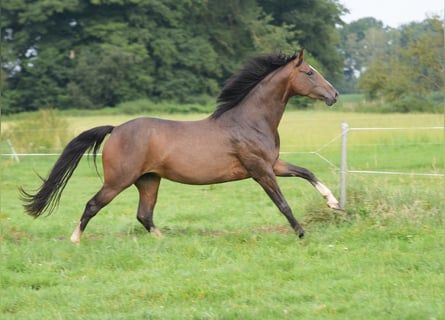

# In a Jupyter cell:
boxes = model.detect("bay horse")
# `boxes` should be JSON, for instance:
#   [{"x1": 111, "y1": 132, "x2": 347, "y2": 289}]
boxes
[{"x1": 20, "y1": 48, "x2": 340, "y2": 244}]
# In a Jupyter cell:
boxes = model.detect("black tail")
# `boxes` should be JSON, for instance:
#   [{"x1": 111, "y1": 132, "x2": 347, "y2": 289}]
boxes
[{"x1": 20, "y1": 125, "x2": 115, "y2": 217}]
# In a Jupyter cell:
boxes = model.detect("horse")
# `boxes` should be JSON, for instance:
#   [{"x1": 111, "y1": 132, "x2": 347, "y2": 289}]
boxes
[{"x1": 20, "y1": 48, "x2": 340, "y2": 244}]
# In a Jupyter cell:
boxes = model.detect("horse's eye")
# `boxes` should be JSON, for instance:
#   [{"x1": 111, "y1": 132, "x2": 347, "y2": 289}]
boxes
[{"x1": 306, "y1": 70, "x2": 314, "y2": 76}]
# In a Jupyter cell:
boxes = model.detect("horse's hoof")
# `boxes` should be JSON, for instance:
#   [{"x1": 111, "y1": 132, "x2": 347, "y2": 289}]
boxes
[
  {"x1": 70, "y1": 237, "x2": 80, "y2": 245},
  {"x1": 298, "y1": 229, "x2": 305, "y2": 239},
  {"x1": 70, "y1": 223, "x2": 82, "y2": 245},
  {"x1": 150, "y1": 228, "x2": 163, "y2": 238},
  {"x1": 328, "y1": 201, "x2": 343, "y2": 211}
]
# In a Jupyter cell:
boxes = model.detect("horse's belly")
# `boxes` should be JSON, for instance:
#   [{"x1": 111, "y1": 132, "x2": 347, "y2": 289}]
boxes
[{"x1": 159, "y1": 154, "x2": 249, "y2": 185}]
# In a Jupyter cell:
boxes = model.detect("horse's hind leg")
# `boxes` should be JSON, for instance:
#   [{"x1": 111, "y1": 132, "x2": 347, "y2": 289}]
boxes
[
  {"x1": 273, "y1": 159, "x2": 341, "y2": 210},
  {"x1": 70, "y1": 186, "x2": 123, "y2": 244},
  {"x1": 134, "y1": 173, "x2": 162, "y2": 237}
]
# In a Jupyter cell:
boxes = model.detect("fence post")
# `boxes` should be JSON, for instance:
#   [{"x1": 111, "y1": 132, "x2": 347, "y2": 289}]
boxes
[
  {"x1": 7, "y1": 139, "x2": 20, "y2": 163},
  {"x1": 340, "y1": 122, "x2": 348, "y2": 209}
]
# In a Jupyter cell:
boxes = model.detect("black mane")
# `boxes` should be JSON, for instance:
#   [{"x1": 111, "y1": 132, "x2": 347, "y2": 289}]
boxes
[{"x1": 211, "y1": 53, "x2": 297, "y2": 119}]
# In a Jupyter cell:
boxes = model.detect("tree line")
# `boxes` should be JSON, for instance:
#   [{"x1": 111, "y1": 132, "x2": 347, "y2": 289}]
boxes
[
  {"x1": 1, "y1": 0, "x2": 443, "y2": 114},
  {"x1": 340, "y1": 16, "x2": 443, "y2": 112}
]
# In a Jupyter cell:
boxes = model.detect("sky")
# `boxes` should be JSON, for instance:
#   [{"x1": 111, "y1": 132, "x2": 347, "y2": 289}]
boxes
[{"x1": 340, "y1": 0, "x2": 443, "y2": 27}]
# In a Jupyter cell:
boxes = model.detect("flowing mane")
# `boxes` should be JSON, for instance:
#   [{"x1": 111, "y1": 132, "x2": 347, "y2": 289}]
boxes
[{"x1": 211, "y1": 53, "x2": 297, "y2": 119}]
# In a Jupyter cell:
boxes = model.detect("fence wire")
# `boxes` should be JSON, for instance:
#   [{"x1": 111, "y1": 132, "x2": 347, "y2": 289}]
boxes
[{"x1": 2, "y1": 124, "x2": 443, "y2": 182}]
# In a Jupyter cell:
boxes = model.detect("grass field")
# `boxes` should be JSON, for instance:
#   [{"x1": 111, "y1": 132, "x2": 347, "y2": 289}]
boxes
[{"x1": 1, "y1": 110, "x2": 443, "y2": 319}]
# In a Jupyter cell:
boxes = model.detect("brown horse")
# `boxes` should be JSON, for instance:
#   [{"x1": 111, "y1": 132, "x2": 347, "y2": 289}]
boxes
[{"x1": 20, "y1": 49, "x2": 340, "y2": 244}]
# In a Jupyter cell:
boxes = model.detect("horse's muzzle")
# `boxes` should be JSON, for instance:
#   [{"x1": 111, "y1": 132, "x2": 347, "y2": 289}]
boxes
[{"x1": 323, "y1": 90, "x2": 339, "y2": 106}]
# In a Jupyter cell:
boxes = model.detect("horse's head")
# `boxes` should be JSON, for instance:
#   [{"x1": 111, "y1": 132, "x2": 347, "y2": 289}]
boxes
[{"x1": 288, "y1": 48, "x2": 339, "y2": 106}]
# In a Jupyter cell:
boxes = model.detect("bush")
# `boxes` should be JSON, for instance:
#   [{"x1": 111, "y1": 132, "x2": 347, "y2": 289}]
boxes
[
  {"x1": 3, "y1": 109, "x2": 72, "y2": 153},
  {"x1": 390, "y1": 95, "x2": 440, "y2": 113}
]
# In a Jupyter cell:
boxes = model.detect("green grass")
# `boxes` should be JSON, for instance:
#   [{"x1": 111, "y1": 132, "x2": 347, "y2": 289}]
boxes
[{"x1": 1, "y1": 111, "x2": 443, "y2": 319}]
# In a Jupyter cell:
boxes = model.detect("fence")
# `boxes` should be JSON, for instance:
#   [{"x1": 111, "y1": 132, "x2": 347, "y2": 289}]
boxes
[
  {"x1": 2, "y1": 123, "x2": 443, "y2": 209},
  {"x1": 339, "y1": 123, "x2": 443, "y2": 208},
  {"x1": 281, "y1": 123, "x2": 443, "y2": 209}
]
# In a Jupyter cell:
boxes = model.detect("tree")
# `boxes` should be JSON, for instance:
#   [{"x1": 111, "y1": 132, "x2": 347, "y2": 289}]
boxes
[
  {"x1": 357, "y1": 17, "x2": 444, "y2": 112},
  {"x1": 1, "y1": 0, "x2": 346, "y2": 113},
  {"x1": 338, "y1": 17, "x2": 394, "y2": 93},
  {"x1": 258, "y1": 0, "x2": 346, "y2": 80},
  {"x1": 66, "y1": 43, "x2": 152, "y2": 109},
  {"x1": 1, "y1": 0, "x2": 82, "y2": 112}
]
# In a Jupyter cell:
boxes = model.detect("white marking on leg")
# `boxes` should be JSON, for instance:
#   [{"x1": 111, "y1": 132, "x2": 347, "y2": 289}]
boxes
[
  {"x1": 315, "y1": 182, "x2": 341, "y2": 210},
  {"x1": 70, "y1": 222, "x2": 83, "y2": 245},
  {"x1": 150, "y1": 227, "x2": 163, "y2": 238}
]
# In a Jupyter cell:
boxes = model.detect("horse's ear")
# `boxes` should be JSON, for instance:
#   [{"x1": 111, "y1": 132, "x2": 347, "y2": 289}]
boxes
[{"x1": 295, "y1": 48, "x2": 304, "y2": 67}]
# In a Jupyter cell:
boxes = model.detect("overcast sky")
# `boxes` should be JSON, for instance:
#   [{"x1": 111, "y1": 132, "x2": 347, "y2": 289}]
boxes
[{"x1": 340, "y1": 0, "x2": 443, "y2": 27}]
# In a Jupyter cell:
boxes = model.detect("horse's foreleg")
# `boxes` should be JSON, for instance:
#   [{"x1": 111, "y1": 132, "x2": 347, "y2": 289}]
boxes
[
  {"x1": 135, "y1": 174, "x2": 162, "y2": 237},
  {"x1": 273, "y1": 159, "x2": 341, "y2": 210},
  {"x1": 251, "y1": 169, "x2": 305, "y2": 238},
  {"x1": 70, "y1": 186, "x2": 122, "y2": 244}
]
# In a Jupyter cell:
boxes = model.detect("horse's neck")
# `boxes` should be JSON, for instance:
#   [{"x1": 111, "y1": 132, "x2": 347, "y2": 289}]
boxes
[
  {"x1": 214, "y1": 66, "x2": 292, "y2": 132},
  {"x1": 247, "y1": 68, "x2": 290, "y2": 130}
]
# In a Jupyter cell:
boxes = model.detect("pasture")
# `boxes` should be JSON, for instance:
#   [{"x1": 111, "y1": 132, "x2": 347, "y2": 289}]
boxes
[{"x1": 1, "y1": 111, "x2": 443, "y2": 319}]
